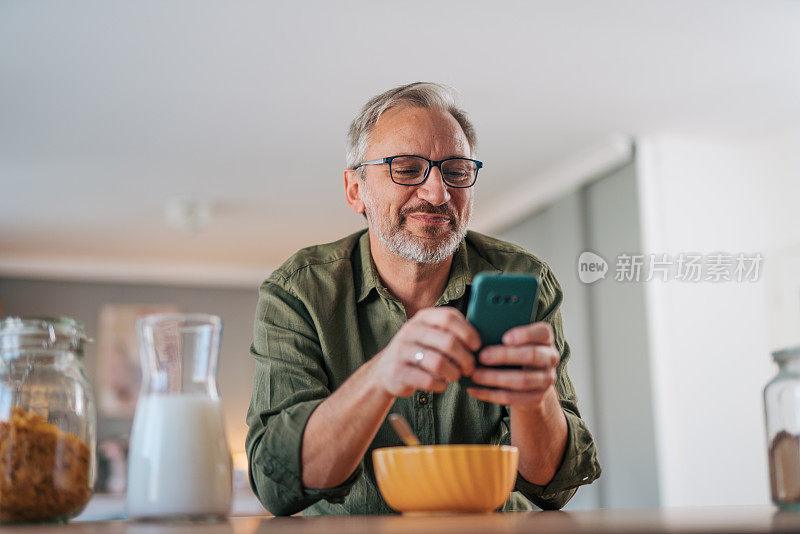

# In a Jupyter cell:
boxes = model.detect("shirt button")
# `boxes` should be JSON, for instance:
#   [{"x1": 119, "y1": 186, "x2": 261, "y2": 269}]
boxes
[{"x1": 418, "y1": 393, "x2": 429, "y2": 405}]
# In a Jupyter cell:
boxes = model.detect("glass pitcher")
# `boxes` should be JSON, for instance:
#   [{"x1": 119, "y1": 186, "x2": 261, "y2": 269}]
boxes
[{"x1": 126, "y1": 314, "x2": 232, "y2": 521}]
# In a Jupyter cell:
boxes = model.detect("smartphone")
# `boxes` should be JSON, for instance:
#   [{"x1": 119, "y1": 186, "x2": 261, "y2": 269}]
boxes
[{"x1": 459, "y1": 272, "x2": 540, "y2": 389}]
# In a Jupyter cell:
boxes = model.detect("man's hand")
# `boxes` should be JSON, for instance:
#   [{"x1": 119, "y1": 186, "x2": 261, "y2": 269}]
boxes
[
  {"x1": 369, "y1": 307, "x2": 481, "y2": 398},
  {"x1": 467, "y1": 322, "x2": 560, "y2": 409}
]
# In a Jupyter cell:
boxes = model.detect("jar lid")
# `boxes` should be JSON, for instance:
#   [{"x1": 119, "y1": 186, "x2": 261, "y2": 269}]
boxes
[
  {"x1": 0, "y1": 316, "x2": 92, "y2": 356},
  {"x1": 772, "y1": 346, "x2": 800, "y2": 362}
]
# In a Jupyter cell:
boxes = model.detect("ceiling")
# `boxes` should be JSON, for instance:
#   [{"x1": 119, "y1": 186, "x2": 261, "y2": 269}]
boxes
[{"x1": 1, "y1": 1, "x2": 799, "y2": 283}]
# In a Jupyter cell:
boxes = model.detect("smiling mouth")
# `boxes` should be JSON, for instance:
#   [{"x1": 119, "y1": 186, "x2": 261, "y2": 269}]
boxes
[{"x1": 406, "y1": 213, "x2": 452, "y2": 224}]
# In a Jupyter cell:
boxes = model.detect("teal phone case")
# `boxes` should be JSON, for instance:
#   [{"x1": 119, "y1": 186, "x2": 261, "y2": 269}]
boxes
[{"x1": 459, "y1": 272, "x2": 540, "y2": 389}]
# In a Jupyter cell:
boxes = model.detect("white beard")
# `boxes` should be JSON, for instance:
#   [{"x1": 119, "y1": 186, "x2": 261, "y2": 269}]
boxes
[{"x1": 361, "y1": 183, "x2": 472, "y2": 265}]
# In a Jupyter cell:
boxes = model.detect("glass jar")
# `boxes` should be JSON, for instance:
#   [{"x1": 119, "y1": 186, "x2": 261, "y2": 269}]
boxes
[
  {"x1": 764, "y1": 346, "x2": 800, "y2": 510},
  {"x1": 0, "y1": 317, "x2": 96, "y2": 524}
]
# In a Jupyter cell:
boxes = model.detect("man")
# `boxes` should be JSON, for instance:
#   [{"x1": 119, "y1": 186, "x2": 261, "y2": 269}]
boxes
[{"x1": 246, "y1": 82, "x2": 601, "y2": 516}]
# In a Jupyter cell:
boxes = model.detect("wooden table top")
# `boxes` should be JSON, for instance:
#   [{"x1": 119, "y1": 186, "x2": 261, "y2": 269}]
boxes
[{"x1": 4, "y1": 506, "x2": 799, "y2": 534}]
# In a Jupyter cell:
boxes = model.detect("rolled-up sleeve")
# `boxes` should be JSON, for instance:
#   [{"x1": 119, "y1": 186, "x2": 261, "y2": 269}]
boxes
[
  {"x1": 500, "y1": 264, "x2": 602, "y2": 510},
  {"x1": 245, "y1": 278, "x2": 362, "y2": 516},
  {"x1": 502, "y1": 407, "x2": 601, "y2": 510}
]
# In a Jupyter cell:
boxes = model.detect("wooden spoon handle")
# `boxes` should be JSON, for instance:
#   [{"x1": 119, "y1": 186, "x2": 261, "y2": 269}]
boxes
[{"x1": 388, "y1": 413, "x2": 421, "y2": 446}]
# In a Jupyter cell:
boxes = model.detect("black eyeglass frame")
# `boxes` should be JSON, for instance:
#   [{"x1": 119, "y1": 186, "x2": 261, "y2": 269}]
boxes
[{"x1": 353, "y1": 155, "x2": 483, "y2": 188}]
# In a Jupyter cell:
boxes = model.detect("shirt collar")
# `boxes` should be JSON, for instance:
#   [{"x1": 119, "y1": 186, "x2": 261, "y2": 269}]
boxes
[{"x1": 355, "y1": 230, "x2": 500, "y2": 305}]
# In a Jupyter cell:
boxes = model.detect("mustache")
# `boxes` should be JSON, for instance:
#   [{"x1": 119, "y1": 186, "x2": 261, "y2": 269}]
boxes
[{"x1": 399, "y1": 202, "x2": 456, "y2": 222}]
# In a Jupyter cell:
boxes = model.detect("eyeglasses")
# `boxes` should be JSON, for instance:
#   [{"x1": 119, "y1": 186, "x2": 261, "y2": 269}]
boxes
[{"x1": 353, "y1": 155, "x2": 483, "y2": 188}]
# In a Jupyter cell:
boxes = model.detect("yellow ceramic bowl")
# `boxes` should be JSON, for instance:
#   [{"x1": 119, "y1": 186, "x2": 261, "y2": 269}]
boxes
[{"x1": 372, "y1": 444, "x2": 519, "y2": 514}]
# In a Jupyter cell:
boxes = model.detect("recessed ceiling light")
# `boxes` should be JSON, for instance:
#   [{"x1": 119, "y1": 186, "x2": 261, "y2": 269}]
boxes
[{"x1": 164, "y1": 198, "x2": 212, "y2": 233}]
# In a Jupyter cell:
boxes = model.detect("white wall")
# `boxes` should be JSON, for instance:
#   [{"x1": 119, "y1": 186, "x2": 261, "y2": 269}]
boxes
[
  {"x1": 759, "y1": 128, "x2": 800, "y2": 352},
  {"x1": 635, "y1": 133, "x2": 797, "y2": 507}
]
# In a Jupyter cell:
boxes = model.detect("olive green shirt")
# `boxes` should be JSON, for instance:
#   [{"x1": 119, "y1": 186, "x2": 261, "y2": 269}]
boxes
[{"x1": 246, "y1": 229, "x2": 601, "y2": 516}]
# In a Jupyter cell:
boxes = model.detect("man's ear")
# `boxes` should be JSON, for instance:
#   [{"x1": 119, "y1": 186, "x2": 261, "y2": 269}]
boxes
[{"x1": 344, "y1": 169, "x2": 366, "y2": 214}]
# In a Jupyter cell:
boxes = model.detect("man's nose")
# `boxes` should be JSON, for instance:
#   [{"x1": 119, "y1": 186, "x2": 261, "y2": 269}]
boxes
[{"x1": 416, "y1": 166, "x2": 451, "y2": 206}]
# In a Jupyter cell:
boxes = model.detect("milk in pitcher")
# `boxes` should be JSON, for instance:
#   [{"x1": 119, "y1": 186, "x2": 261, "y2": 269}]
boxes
[{"x1": 126, "y1": 393, "x2": 232, "y2": 519}]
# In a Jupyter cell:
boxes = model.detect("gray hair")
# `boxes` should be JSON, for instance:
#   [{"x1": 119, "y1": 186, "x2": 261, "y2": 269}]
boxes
[{"x1": 345, "y1": 82, "x2": 477, "y2": 170}]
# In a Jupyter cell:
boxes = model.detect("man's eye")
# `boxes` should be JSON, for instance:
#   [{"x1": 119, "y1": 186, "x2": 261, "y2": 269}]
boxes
[{"x1": 445, "y1": 173, "x2": 470, "y2": 184}]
